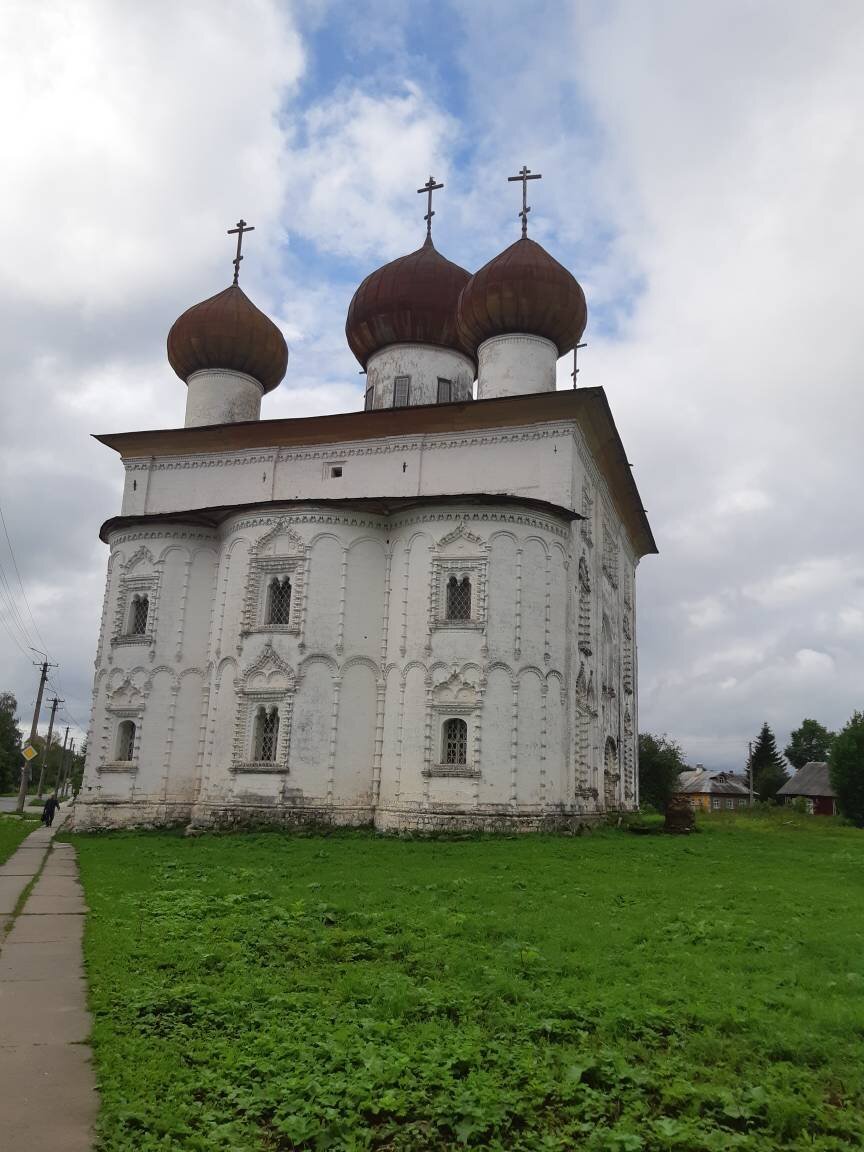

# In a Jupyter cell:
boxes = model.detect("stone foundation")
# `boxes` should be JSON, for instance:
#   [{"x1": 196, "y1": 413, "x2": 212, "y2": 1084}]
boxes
[{"x1": 72, "y1": 797, "x2": 614, "y2": 834}]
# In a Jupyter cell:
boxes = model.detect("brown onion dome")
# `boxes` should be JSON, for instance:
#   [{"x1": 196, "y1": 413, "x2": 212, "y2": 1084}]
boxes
[
  {"x1": 346, "y1": 237, "x2": 473, "y2": 367},
  {"x1": 456, "y1": 237, "x2": 587, "y2": 357},
  {"x1": 167, "y1": 285, "x2": 288, "y2": 393}
]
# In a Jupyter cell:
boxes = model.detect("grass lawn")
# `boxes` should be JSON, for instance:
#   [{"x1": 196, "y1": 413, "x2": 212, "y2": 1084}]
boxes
[
  {"x1": 72, "y1": 813, "x2": 864, "y2": 1151},
  {"x1": 0, "y1": 813, "x2": 39, "y2": 865}
]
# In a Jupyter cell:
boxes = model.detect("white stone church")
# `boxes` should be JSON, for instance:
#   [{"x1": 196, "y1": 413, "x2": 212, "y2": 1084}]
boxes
[{"x1": 75, "y1": 183, "x2": 656, "y2": 832}]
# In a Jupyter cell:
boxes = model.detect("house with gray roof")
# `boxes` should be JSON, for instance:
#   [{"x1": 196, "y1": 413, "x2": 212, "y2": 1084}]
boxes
[
  {"x1": 677, "y1": 770, "x2": 751, "y2": 812},
  {"x1": 777, "y1": 762, "x2": 837, "y2": 815}
]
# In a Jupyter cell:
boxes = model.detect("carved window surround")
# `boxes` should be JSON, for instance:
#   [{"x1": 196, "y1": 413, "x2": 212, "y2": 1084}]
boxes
[
  {"x1": 241, "y1": 555, "x2": 304, "y2": 635},
  {"x1": 100, "y1": 706, "x2": 143, "y2": 774},
  {"x1": 231, "y1": 645, "x2": 295, "y2": 773},
  {"x1": 430, "y1": 558, "x2": 487, "y2": 632},
  {"x1": 111, "y1": 573, "x2": 158, "y2": 648},
  {"x1": 425, "y1": 695, "x2": 480, "y2": 778}
]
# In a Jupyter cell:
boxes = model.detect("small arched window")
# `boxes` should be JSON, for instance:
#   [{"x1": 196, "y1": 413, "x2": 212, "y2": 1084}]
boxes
[
  {"x1": 129, "y1": 594, "x2": 149, "y2": 636},
  {"x1": 116, "y1": 720, "x2": 136, "y2": 762},
  {"x1": 364, "y1": 386, "x2": 374, "y2": 411},
  {"x1": 266, "y1": 577, "x2": 291, "y2": 626},
  {"x1": 446, "y1": 575, "x2": 471, "y2": 621},
  {"x1": 253, "y1": 706, "x2": 279, "y2": 762},
  {"x1": 443, "y1": 718, "x2": 468, "y2": 766}
]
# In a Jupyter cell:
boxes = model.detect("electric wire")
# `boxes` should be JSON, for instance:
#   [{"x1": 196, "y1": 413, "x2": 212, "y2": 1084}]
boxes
[{"x1": 0, "y1": 502, "x2": 50, "y2": 655}]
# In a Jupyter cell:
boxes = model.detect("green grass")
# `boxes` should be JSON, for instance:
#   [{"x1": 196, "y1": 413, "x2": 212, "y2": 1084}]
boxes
[
  {"x1": 0, "y1": 813, "x2": 39, "y2": 865},
  {"x1": 71, "y1": 812, "x2": 864, "y2": 1151}
]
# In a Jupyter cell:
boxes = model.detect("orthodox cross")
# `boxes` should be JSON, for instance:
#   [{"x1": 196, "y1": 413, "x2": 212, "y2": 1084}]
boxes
[
  {"x1": 417, "y1": 176, "x2": 443, "y2": 239},
  {"x1": 571, "y1": 341, "x2": 587, "y2": 387},
  {"x1": 508, "y1": 165, "x2": 542, "y2": 238},
  {"x1": 227, "y1": 219, "x2": 255, "y2": 285}
]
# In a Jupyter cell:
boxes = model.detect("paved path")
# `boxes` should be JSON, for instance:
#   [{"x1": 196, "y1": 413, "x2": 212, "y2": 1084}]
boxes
[{"x1": 0, "y1": 809, "x2": 98, "y2": 1150}]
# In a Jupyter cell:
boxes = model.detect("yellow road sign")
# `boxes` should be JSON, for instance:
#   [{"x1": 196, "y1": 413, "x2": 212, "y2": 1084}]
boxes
[{"x1": 22, "y1": 744, "x2": 37, "y2": 761}]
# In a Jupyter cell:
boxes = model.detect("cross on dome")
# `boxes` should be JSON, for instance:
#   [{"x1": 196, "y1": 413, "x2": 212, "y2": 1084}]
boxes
[
  {"x1": 227, "y1": 219, "x2": 255, "y2": 285},
  {"x1": 507, "y1": 165, "x2": 542, "y2": 238},
  {"x1": 417, "y1": 176, "x2": 444, "y2": 240}
]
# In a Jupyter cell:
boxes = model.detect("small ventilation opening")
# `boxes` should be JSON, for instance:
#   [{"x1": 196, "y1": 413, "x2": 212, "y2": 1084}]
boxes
[{"x1": 330, "y1": 466, "x2": 343, "y2": 478}]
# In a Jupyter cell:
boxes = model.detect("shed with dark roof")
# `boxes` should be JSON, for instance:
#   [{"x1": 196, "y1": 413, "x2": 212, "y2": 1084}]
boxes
[{"x1": 777, "y1": 762, "x2": 837, "y2": 815}]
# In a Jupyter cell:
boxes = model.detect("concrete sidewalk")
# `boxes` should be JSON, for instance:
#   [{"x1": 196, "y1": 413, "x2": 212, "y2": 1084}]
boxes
[{"x1": 0, "y1": 811, "x2": 98, "y2": 1151}]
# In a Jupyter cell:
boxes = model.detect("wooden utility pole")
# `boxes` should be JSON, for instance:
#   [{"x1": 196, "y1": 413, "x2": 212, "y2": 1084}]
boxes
[
  {"x1": 748, "y1": 740, "x2": 754, "y2": 807},
  {"x1": 36, "y1": 695, "x2": 62, "y2": 798},
  {"x1": 16, "y1": 660, "x2": 54, "y2": 814},
  {"x1": 52, "y1": 726, "x2": 69, "y2": 799}
]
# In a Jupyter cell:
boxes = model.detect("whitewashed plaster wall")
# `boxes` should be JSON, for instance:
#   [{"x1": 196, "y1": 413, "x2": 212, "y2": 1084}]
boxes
[
  {"x1": 118, "y1": 422, "x2": 579, "y2": 520},
  {"x1": 76, "y1": 493, "x2": 638, "y2": 831}
]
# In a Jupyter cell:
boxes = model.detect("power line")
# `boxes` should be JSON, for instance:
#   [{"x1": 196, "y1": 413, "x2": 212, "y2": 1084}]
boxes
[
  {"x1": 0, "y1": 502, "x2": 50, "y2": 655},
  {"x1": 0, "y1": 556, "x2": 35, "y2": 648}
]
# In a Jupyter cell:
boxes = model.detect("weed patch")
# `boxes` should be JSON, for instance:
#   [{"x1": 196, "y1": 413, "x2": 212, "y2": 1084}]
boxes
[{"x1": 72, "y1": 815, "x2": 864, "y2": 1150}]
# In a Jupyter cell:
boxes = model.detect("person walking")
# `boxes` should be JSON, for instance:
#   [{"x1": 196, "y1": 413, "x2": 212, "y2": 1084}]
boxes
[{"x1": 41, "y1": 794, "x2": 59, "y2": 827}]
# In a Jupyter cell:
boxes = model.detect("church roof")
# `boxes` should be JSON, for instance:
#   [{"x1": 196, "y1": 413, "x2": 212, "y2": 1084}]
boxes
[
  {"x1": 346, "y1": 237, "x2": 473, "y2": 367},
  {"x1": 99, "y1": 493, "x2": 580, "y2": 544},
  {"x1": 457, "y1": 237, "x2": 587, "y2": 357},
  {"x1": 167, "y1": 284, "x2": 288, "y2": 392},
  {"x1": 94, "y1": 387, "x2": 657, "y2": 558}
]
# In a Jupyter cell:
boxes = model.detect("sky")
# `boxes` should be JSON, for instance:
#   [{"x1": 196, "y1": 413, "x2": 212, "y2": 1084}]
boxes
[{"x1": 1, "y1": 0, "x2": 863, "y2": 770}]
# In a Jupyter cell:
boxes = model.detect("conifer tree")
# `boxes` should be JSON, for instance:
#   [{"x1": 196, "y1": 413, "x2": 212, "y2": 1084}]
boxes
[
  {"x1": 750, "y1": 721, "x2": 788, "y2": 802},
  {"x1": 784, "y1": 718, "x2": 834, "y2": 770},
  {"x1": 829, "y1": 711, "x2": 864, "y2": 827}
]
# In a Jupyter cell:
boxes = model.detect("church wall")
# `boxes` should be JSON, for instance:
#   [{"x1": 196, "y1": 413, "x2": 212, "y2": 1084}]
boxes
[
  {"x1": 77, "y1": 525, "x2": 217, "y2": 829},
  {"x1": 120, "y1": 422, "x2": 577, "y2": 521},
  {"x1": 78, "y1": 494, "x2": 640, "y2": 832}
]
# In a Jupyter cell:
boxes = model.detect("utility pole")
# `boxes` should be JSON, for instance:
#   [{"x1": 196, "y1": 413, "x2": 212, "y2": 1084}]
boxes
[
  {"x1": 16, "y1": 659, "x2": 55, "y2": 814},
  {"x1": 36, "y1": 696, "x2": 62, "y2": 798},
  {"x1": 52, "y1": 726, "x2": 69, "y2": 800},
  {"x1": 748, "y1": 740, "x2": 754, "y2": 807}
]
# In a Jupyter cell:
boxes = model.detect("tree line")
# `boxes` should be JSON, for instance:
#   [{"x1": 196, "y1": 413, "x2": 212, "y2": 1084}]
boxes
[
  {"x1": 639, "y1": 712, "x2": 864, "y2": 827},
  {"x1": 0, "y1": 691, "x2": 85, "y2": 796}
]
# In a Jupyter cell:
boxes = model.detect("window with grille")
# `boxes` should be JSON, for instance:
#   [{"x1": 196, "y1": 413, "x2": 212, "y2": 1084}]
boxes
[
  {"x1": 437, "y1": 377, "x2": 452, "y2": 403},
  {"x1": 253, "y1": 706, "x2": 279, "y2": 762},
  {"x1": 393, "y1": 375, "x2": 410, "y2": 407},
  {"x1": 443, "y1": 718, "x2": 468, "y2": 765},
  {"x1": 446, "y1": 575, "x2": 471, "y2": 620},
  {"x1": 364, "y1": 386, "x2": 374, "y2": 411},
  {"x1": 116, "y1": 720, "x2": 136, "y2": 761},
  {"x1": 266, "y1": 577, "x2": 291, "y2": 625},
  {"x1": 129, "y1": 594, "x2": 148, "y2": 635}
]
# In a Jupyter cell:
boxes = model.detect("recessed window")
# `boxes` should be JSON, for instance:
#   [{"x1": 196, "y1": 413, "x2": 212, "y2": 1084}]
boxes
[
  {"x1": 266, "y1": 577, "x2": 292, "y2": 626},
  {"x1": 330, "y1": 466, "x2": 343, "y2": 478},
  {"x1": 128, "y1": 594, "x2": 148, "y2": 636},
  {"x1": 443, "y1": 718, "x2": 468, "y2": 766},
  {"x1": 253, "y1": 706, "x2": 279, "y2": 762},
  {"x1": 364, "y1": 386, "x2": 374, "y2": 411},
  {"x1": 437, "y1": 377, "x2": 452, "y2": 403},
  {"x1": 115, "y1": 720, "x2": 136, "y2": 762},
  {"x1": 446, "y1": 575, "x2": 471, "y2": 621},
  {"x1": 393, "y1": 376, "x2": 410, "y2": 407}
]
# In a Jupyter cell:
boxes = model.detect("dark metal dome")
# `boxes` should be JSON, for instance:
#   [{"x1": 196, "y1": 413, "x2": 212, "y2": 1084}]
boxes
[
  {"x1": 456, "y1": 237, "x2": 587, "y2": 357},
  {"x1": 167, "y1": 285, "x2": 288, "y2": 393},
  {"x1": 346, "y1": 237, "x2": 473, "y2": 367}
]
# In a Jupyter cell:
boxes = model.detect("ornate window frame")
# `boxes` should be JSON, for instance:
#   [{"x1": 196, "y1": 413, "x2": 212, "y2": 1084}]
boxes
[
  {"x1": 430, "y1": 526, "x2": 488, "y2": 633},
  {"x1": 231, "y1": 645, "x2": 295, "y2": 773},
  {"x1": 112, "y1": 572, "x2": 158, "y2": 648},
  {"x1": 242, "y1": 525, "x2": 305, "y2": 636},
  {"x1": 100, "y1": 676, "x2": 147, "y2": 773},
  {"x1": 424, "y1": 670, "x2": 481, "y2": 778}
]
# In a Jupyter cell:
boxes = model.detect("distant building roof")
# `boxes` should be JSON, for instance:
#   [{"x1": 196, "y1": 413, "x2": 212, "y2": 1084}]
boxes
[
  {"x1": 777, "y1": 761, "x2": 835, "y2": 799},
  {"x1": 678, "y1": 770, "x2": 750, "y2": 797}
]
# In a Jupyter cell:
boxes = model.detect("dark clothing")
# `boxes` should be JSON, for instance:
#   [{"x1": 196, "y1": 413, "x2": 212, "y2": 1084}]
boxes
[{"x1": 41, "y1": 797, "x2": 59, "y2": 827}]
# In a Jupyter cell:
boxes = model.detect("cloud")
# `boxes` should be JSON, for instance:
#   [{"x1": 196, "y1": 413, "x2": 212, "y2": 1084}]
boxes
[{"x1": 3, "y1": 0, "x2": 864, "y2": 776}]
